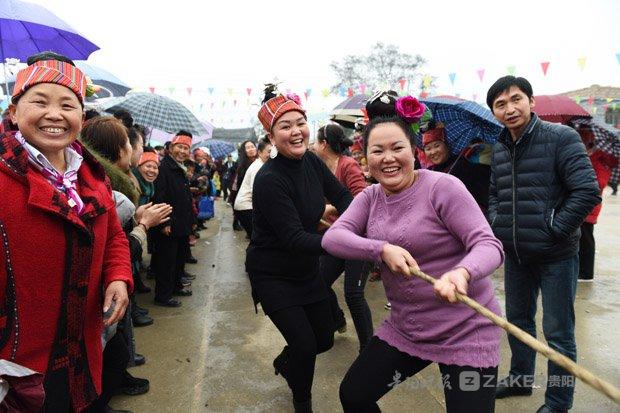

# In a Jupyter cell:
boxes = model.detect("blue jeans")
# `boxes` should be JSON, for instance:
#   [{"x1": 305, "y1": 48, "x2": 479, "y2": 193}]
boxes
[{"x1": 504, "y1": 254, "x2": 578, "y2": 410}]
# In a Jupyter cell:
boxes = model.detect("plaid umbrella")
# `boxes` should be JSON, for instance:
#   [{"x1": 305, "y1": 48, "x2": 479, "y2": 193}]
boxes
[
  {"x1": 101, "y1": 92, "x2": 208, "y2": 136},
  {"x1": 532, "y1": 95, "x2": 591, "y2": 124},
  {"x1": 570, "y1": 118, "x2": 620, "y2": 159},
  {"x1": 420, "y1": 97, "x2": 504, "y2": 154},
  {"x1": 201, "y1": 139, "x2": 235, "y2": 160}
]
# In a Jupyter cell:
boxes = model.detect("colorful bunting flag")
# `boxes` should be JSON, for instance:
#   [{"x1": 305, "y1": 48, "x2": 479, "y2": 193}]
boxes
[
  {"x1": 227, "y1": 88, "x2": 234, "y2": 96},
  {"x1": 423, "y1": 75, "x2": 432, "y2": 89},
  {"x1": 186, "y1": 87, "x2": 192, "y2": 96},
  {"x1": 305, "y1": 89, "x2": 312, "y2": 100},
  {"x1": 398, "y1": 78, "x2": 406, "y2": 90},
  {"x1": 322, "y1": 88, "x2": 330, "y2": 97},
  {"x1": 588, "y1": 96, "x2": 594, "y2": 105},
  {"x1": 208, "y1": 87, "x2": 214, "y2": 94},
  {"x1": 477, "y1": 69, "x2": 485, "y2": 82},
  {"x1": 541, "y1": 62, "x2": 550, "y2": 76},
  {"x1": 616, "y1": 53, "x2": 620, "y2": 65},
  {"x1": 575, "y1": 96, "x2": 582, "y2": 104},
  {"x1": 339, "y1": 86, "x2": 346, "y2": 97},
  {"x1": 148, "y1": 87, "x2": 155, "y2": 94},
  {"x1": 449, "y1": 73, "x2": 456, "y2": 86},
  {"x1": 420, "y1": 91, "x2": 429, "y2": 99},
  {"x1": 233, "y1": 100, "x2": 237, "y2": 107},
  {"x1": 347, "y1": 88, "x2": 354, "y2": 97},
  {"x1": 168, "y1": 87, "x2": 175, "y2": 95},
  {"x1": 359, "y1": 84, "x2": 367, "y2": 94},
  {"x1": 246, "y1": 88, "x2": 252, "y2": 96},
  {"x1": 473, "y1": 93, "x2": 478, "y2": 101},
  {"x1": 606, "y1": 98, "x2": 613, "y2": 103},
  {"x1": 577, "y1": 57, "x2": 587, "y2": 71},
  {"x1": 507, "y1": 65, "x2": 516, "y2": 76}
]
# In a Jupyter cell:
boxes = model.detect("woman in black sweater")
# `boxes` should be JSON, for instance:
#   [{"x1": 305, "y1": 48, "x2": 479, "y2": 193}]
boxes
[{"x1": 247, "y1": 93, "x2": 352, "y2": 412}]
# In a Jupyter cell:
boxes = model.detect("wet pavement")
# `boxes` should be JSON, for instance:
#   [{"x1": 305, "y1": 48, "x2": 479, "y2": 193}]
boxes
[{"x1": 112, "y1": 189, "x2": 620, "y2": 413}]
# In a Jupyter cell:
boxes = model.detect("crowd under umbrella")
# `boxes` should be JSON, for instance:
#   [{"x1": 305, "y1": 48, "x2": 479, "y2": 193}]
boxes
[
  {"x1": 570, "y1": 117, "x2": 620, "y2": 159},
  {"x1": 532, "y1": 94, "x2": 592, "y2": 124},
  {"x1": 101, "y1": 92, "x2": 209, "y2": 136},
  {"x1": 0, "y1": 0, "x2": 99, "y2": 96},
  {"x1": 197, "y1": 139, "x2": 236, "y2": 160},
  {"x1": 420, "y1": 96, "x2": 504, "y2": 154},
  {"x1": 148, "y1": 121, "x2": 214, "y2": 147}
]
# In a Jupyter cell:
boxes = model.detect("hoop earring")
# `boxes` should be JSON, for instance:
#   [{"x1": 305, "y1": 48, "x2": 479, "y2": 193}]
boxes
[{"x1": 269, "y1": 145, "x2": 278, "y2": 159}]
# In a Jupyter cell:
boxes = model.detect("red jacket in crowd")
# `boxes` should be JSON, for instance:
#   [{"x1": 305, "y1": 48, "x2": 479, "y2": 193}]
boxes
[{"x1": 0, "y1": 132, "x2": 133, "y2": 410}]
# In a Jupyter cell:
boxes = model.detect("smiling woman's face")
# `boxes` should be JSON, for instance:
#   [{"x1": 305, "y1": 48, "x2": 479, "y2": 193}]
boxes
[
  {"x1": 269, "y1": 111, "x2": 309, "y2": 160},
  {"x1": 366, "y1": 122, "x2": 416, "y2": 195},
  {"x1": 10, "y1": 83, "x2": 83, "y2": 157}
]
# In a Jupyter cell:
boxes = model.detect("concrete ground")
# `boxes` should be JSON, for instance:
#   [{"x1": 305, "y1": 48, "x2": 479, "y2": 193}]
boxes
[{"x1": 112, "y1": 189, "x2": 620, "y2": 413}]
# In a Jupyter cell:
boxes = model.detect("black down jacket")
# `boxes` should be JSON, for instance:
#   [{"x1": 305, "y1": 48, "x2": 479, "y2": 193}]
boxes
[
  {"x1": 488, "y1": 114, "x2": 601, "y2": 263},
  {"x1": 152, "y1": 155, "x2": 194, "y2": 237}
]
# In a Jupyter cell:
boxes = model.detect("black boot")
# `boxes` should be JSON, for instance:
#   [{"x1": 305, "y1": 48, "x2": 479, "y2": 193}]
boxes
[
  {"x1": 273, "y1": 346, "x2": 290, "y2": 380},
  {"x1": 293, "y1": 399, "x2": 313, "y2": 413}
]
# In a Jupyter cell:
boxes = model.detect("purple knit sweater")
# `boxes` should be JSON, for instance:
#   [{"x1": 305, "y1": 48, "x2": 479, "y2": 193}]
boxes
[{"x1": 322, "y1": 170, "x2": 504, "y2": 368}]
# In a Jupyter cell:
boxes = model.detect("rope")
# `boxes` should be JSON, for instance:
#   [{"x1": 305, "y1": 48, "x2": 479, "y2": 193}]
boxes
[{"x1": 407, "y1": 266, "x2": 620, "y2": 404}]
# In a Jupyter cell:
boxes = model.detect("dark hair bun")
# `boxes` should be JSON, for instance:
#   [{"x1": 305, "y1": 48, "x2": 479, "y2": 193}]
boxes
[{"x1": 365, "y1": 90, "x2": 399, "y2": 120}]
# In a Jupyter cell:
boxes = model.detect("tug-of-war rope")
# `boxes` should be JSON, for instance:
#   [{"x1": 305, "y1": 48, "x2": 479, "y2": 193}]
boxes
[{"x1": 319, "y1": 220, "x2": 620, "y2": 404}]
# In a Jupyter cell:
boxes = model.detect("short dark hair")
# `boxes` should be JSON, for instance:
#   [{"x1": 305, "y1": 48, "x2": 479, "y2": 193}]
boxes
[
  {"x1": 27, "y1": 51, "x2": 75, "y2": 66},
  {"x1": 362, "y1": 116, "x2": 415, "y2": 154},
  {"x1": 486, "y1": 76, "x2": 534, "y2": 112},
  {"x1": 80, "y1": 117, "x2": 129, "y2": 163},
  {"x1": 113, "y1": 109, "x2": 134, "y2": 129},
  {"x1": 127, "y1": 126, "x2": 143, "y2": 150},
  {"x1": 84, "y1": 109, "x2": 101, "y2": 121},
  {"x1": 176, "y1": 130, "x2": 193, "y2": 138}
]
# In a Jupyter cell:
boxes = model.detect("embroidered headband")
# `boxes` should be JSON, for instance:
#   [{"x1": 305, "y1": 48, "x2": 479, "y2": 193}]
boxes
[
  {"x1": 257, "y1": 94, "x2": 306, "y2": 132},
  {"x1": 12, "y1": 59, "x2": 87, "y2": 104}
]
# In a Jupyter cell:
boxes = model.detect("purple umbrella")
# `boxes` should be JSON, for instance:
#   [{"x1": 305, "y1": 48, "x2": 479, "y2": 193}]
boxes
[
  {"x1": 0, "y1": 0, "x2": 99, "y2": 96},
  {"x1": 0, "y1": 0, "x2": 99, "y2": 61}
]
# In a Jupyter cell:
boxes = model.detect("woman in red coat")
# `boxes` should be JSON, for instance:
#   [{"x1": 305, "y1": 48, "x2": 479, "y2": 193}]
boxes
[{"x1": 0, "y1": 52, "x2": 133, "y2": 411}]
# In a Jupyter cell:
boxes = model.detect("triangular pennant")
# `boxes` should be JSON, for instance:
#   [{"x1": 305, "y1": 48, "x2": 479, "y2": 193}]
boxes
[
  {"x1": 473, "y1": 93, "x2": 478, "y2": 101},
  {"x1": 168, "y1": 87, "x2": 175, "y2": 94},
  {"x1": 420, "y1": 91, "x2": 429, "y2": 99},
  {"x1": 592, "y1": 107, "x2": 597, "y2": 114},
  {"x1": 322, "y1": 88, "x2": 330, "y2": 97},
  {"x1": 149, "y1": 87, "x2": 155, "y2": 94},
  {"x1": 449, "y1": 73, "x2": 456, "y2": 86},
  {"x1": 222, "y1": 101, "x2": 226, "y2": 107},
  {"x1": 575, "y1": 96, "x2": 582, "y2": 104},
  {"x1": 423, "y1": 75, "x2": 432, "y2": 89},
  {"x1": 347, "y1": 88, "x2": 354, "y2": 97},
  {"x1": 208, "y1": 87, "x2": 215, "y2": 94},
  {"x1": 477, "y1": 69, "x2": 485, "y2": 82},
  {"x1": 246, "y1": 88, "x2": 252, "y2": 96},
  {"x1": 199, "y1": 103, "x2": 204, "y2": 111},
  {"x1": 227, "y1": 88, "x2": 234, "y2": 96},
  {"x1": 540, "y1": 62, "x2": 550, "y2": 76},
  {"x1": 233, "y1": 99, "x2": 237, "y2": 107},
  {"x1": 588, "y1": 96, "x2": 594, "y2": 105},
  {"x1": 616, "y1": 53, "x2": 620, "y2": 65},
  {"x1": 305, "y1": 88, "x2": 312, "y2": 100},
  {"x1": 359, "y1": 84, "x2": 367, "y2": 94},
  {"x1": 186, "y1": 87, "x2": 193, "y2": 96},
  {"x1": 210, "y1": 102, "x2": 214, "y2": 109},
  {"x1": 507, "y1": 65, "x2": 516, "y2": 76},
  {"x1": 339, "y1": 86, "x2": 346, "y2": 97},
  {"x1": 606, "y1": 98, "x2": 613, "y2": 103},
  {"x1": 577, "y1": 57, "x2": 587, "y2": 71},
  {"x1": 398, "y1": 78, "x2": 406, "y2": 90},
  {"x1": 611, "y1": 103, "x2": 617, "y2": 110}
]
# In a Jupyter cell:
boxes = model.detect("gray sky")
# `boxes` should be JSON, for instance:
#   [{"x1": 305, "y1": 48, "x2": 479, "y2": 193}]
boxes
[{"x1": 24, "y1": 0, "x2": 620, "y2": 127}]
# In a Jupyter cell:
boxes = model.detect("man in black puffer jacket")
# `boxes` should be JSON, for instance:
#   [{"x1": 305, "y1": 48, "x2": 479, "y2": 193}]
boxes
[
  {"x1": 487, "y1": 76, "x2": 600, "y2": 413},
  {"x1": 151, "y1": 131, "x2": 195, "y2": 307}
]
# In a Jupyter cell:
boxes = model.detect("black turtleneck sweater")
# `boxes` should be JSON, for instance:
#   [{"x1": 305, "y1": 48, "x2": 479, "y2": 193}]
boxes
[
  {"x1": 245, "y1": 150, "x2": 352, "y2": 314},
  {"x1": 430, "y1": 154, "x2": 491, "y2": 211}
]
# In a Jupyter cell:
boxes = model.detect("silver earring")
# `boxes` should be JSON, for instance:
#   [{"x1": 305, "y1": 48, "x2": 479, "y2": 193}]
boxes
[{"x1": 269, "y1": 145, "x2": 278, "y2": 159}]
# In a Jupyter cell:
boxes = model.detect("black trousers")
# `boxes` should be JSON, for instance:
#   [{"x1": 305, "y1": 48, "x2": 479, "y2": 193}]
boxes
[
  {"x1": 578, "y1": 222, "x2": 595, "y2": 280},
  {"x1": 268, "y1": 299, "x2": 334, "y2": 403},
  {"x1": 340, "y1": 336, "x2": 498, "y2": 413},
  {"x1": 236, "y1": 209, "x2": 253, "y2": 238},
  {"x1": 88, "y1": 332, "x2": 131, "y2": 412},
  {"x1": 152, "y1": 234, "x2": 189, "y2": 301},
  {"x1": 320, "y1": 254, "x2": 373, "y2": 351}
]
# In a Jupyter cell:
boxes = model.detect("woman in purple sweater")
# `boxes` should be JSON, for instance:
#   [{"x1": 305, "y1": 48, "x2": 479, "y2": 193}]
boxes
[{"x1": 322, "y1": 116, "x2": 504, "y2": 413}]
